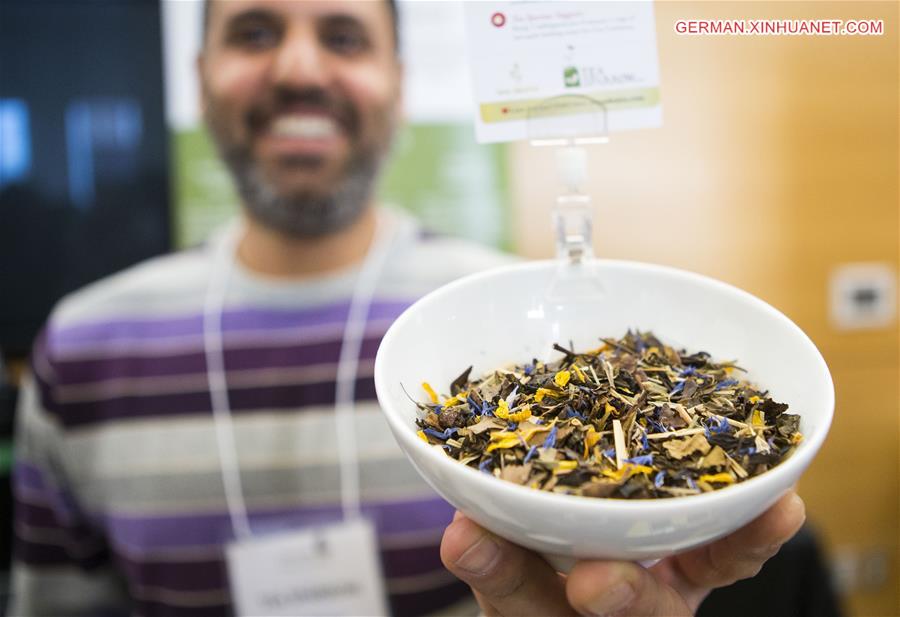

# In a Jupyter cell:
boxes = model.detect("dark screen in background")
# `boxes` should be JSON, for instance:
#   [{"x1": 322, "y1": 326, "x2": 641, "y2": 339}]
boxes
[{"x1": 0, "y1": 0, "x2": 171, "y2": 357}]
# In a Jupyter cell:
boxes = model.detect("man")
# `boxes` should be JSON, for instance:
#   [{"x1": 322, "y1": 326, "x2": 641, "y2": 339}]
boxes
[{"x1": 11, "y1": 1, "x2": 804, "y2": 616}]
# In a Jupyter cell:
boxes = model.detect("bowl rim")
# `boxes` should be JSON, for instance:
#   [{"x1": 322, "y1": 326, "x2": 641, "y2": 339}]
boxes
[{"x1": 374, "y1": 258, "x2": 835, "y2": 512}]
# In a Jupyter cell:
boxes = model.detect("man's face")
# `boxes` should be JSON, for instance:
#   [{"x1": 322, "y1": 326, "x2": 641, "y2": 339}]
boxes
[{"x1": 199, "y1": 0, "x2": 401, "y2": 237}]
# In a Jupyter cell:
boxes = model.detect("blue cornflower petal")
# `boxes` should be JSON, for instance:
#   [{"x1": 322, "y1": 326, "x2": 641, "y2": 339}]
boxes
[
  {"x1": 524, "y1": 364, "x2": 534, "y2": 376},
  {"x1": 670, "y1": 380, "x2": 685, "y2": 396},
  {"x1": 424, "y1": 427, "x2": 459, "y2": 440},
  {"x1": 479, "y1": 458, "x2": 493, "y2": 473},
  {"x1": 466, "y1": 396, "x2": 480, "y2": 415},
  {"x1": 647, "y1": 419, "x2": 667, "y2": 434},
  {"x1": 602, "y1": 448, "x2": 616, "y2": 458},
  {"x1": 565, "y1": 407, "x2": 585, "y2": 420},
  {"x1": 680, "y1": 366, "x2": 697, "y2": 377},
  {"x1": 524, "y1": 445, "x2": 538, "y2": 464},
  {"x1": 543, "y1": 425, "x2": 558, "y2": 449},
  {"x1": 716, "y1": 378, "x2": 739, "y2": 391},
  {"x1": 640, "y1": 430, "x2": 650, "y2": 451},
  {"x1": 625, "y1": 454, "x2": 653, "y2": 466},
  {"x1": 654, "y1": 471, "x2": 665, "y2": 488}
]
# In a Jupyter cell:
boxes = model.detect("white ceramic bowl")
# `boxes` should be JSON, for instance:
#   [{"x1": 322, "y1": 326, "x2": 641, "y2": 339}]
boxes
[{"x1": 374, "y1": 260, "x2": 833, "y2": 567}]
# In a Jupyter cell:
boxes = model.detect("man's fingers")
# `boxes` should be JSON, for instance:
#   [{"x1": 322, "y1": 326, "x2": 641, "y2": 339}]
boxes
[
  {"x1": 567, "y1": 561, "x2": 691, "y2": 617},
  {"x1": 671, "y1": 490, "x2": 806, "y2": 594},
  {"x1": 440, "y1": 515, "x2": 572, "y2": 617}
]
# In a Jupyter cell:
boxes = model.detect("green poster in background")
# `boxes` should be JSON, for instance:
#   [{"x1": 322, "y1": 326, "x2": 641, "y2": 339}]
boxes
[{"x1": 171, "y1": 125, "x2": 512, "y2": 251}]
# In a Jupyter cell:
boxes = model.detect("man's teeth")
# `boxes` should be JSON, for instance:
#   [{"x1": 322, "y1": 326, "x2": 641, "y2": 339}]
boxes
[{"x1": 270, "y1": 116, "x2": 338, "y2": 138}]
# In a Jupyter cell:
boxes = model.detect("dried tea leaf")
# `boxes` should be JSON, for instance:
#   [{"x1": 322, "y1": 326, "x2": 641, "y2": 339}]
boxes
[
  {"x1": 500, "y1": 463, "x2": 533, "y2": 485},
  {"x1": 468, "y1": 417, "x2": 505, "y2": 435},
  {"x1": 450, "y1": 366, "x2": 473, "y2": 395},
  {"x1": 697, "y1": 445, "x2": 728, "y2": 469},
  {"x1": 663, "y1": 433, "x2": 711, "y2": 460}
]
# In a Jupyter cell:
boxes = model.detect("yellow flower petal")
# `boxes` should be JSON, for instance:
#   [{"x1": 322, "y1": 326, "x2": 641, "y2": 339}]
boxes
[
  {"x1": 583, "y1": 426, "x2": 601, "y2": 459},
  {"x1": 698, "y1": 472, "x2": 735, "y2": 484},
  {"x1": 486, "y1": 435, "x2": 522, "y2": 452},
  {"x1": 554, "y1": 371, "x2": 571, "y2": 388},
  {"x1": 417, "y1": 430, "x2": 429, "y2": 443},
  {"x1": 534, "y1": 387, "x2": 558, "y2": 403},
  {"x1": 443, "y1": 391, "x2": 466, "y2": 407},
  {"x1": 508, "y1": 405, "x2": 532, "y2": 423},
  {"x1": 495, "y1": 399, "x2": 510, "y2": 419},
  {"x1": 602, "y1": 463, "x2": 653, "y2": 482},
  {"x1": 750, "y1": 409, "x2": 765, "y2": 427},
  {"x1": 790, "y1": 432, "x2": 804, "y2": 444},
  {"x1": 555, "y1": 460, "x2": 578, "y2": 472},
  {"x1": 517, "y1": 422, "x2": 551, "y2": 443},
  {"x1": 749, "y1": 395, "x2": 761, "y2": 404},
  {"x1": 572, "y1": 365, "x2": 586, "y2": 382},
  {"x1": 422, "y1": 382, "x2": 438, "y2": 404}
]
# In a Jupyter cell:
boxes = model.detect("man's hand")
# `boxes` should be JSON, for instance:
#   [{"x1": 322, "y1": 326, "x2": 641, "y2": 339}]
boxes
[{"x1": 440, "y1": 490, "x2": 805, "y2": 616}]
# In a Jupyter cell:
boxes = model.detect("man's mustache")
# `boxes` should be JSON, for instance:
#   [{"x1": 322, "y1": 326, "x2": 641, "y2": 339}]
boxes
[{"x1": 245, "y1": 87, "x2": 360, "y2": 138}]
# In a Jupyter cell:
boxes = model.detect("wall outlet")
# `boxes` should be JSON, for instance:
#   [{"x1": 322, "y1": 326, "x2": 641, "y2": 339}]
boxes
[
  {"x1": 830, "y1": 546, "x2": 891, "y2": 594},
  {"x1": 829, "y1": 262, "x2": 897, "y2": 330}
]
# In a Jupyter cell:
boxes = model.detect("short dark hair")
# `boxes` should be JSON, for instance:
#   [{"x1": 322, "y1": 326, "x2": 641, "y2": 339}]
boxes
[{"x1": 201, "y1": 0, "x2": 400, "y2": 54}]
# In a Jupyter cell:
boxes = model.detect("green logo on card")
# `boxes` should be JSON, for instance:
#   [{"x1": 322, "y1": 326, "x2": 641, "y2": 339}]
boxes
[{"x1": 564, "y1": 66, "x2": 581, "y2": 88}]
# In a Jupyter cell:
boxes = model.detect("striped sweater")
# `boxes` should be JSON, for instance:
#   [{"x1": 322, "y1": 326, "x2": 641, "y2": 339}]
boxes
[{"x1": 11, "y1": 208, "x2": 515, "y2": 616}]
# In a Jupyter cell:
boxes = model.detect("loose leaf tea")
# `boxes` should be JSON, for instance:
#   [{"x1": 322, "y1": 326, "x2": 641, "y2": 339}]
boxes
[{"x1": 411, "y1": 330, "x2": 803, "y2": 499}]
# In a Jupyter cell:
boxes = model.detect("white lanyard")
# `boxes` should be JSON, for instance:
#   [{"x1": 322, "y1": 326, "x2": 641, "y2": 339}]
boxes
[{"x1": 202, "y1": 213, "x2": 394, "y2": 542}]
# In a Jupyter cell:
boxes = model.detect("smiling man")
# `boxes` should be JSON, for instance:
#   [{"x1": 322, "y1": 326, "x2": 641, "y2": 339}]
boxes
[
  {"x1": 10, "y1": 1, "x2": 805, "y2": 616},
  {"x1": 11, "y1": 1, "x2": 513, "y2": 615}
]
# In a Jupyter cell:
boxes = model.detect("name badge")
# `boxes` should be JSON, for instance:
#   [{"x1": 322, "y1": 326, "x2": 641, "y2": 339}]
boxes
[{"x1": 226, "y1": 518, "x2": 389, "y2": 616}]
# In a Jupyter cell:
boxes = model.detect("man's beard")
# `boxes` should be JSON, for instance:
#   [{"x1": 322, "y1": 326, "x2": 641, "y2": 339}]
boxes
[
  {"x1": 221, "y1": 145, "x2": 381, "y2": 239},
  {"x1": 205, "y1": 87, "x2": 393, "y2": 239}
]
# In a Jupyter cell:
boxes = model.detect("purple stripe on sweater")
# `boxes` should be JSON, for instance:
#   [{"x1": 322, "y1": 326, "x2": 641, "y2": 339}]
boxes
[
  {"x1": 52, "y1": 335, "x2": 383, "y2": 386},
  {"x1": 16, "y1": 501, "x2": 106, "y2": 548},
  {"x1": 13, "y1": 463, "x2": 92, "y2": 526},
  {"x1": 114, "y1": 553, "x2": 229, "y2": 596},
  {"x1": 134, "y1": 598, "x2": 231, "y2": 617},
  {"x1": 13, "y1": 532, "x2": 110, "y2": 569},
  {"x1": 109, "y1": 541, "x2": 448, "y2": 594},
  {"x1": 390, "y1": 578, "x2": 471, "y2": 617},
  {"x1": 50, "y1": 301, "x2": 412, "y2": 347},
  {"x1": 381, "y1": 541, "x2": 447, "y2": 579},
  {"x1": 54, "y1": 377, "x2": 378, "y2": 429},
  {"x1": 12, "y1": 462, "x2": 47, "y2": 493},
  {"x1": 101, "y1": 497, "x2": 454, "y2": 552}
]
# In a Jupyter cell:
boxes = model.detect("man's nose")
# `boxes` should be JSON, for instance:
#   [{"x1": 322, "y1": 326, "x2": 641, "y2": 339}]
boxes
[{"x1": 271, "y1": 25, "x2": 328, "y2": 90}]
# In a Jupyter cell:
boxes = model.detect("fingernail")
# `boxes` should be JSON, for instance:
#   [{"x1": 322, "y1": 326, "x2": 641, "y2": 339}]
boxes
[
  {"x1": 454, "y1": 532, "x2": 501, "y2": 575},
  {"x1": 584, "y1": 581, "x2": 635, "y2": 616}
]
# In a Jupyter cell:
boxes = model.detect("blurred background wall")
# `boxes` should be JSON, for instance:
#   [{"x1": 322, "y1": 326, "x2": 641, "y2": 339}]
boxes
[{"x1": 1, "y1": 1, "x2": 897, "y2": 615}]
